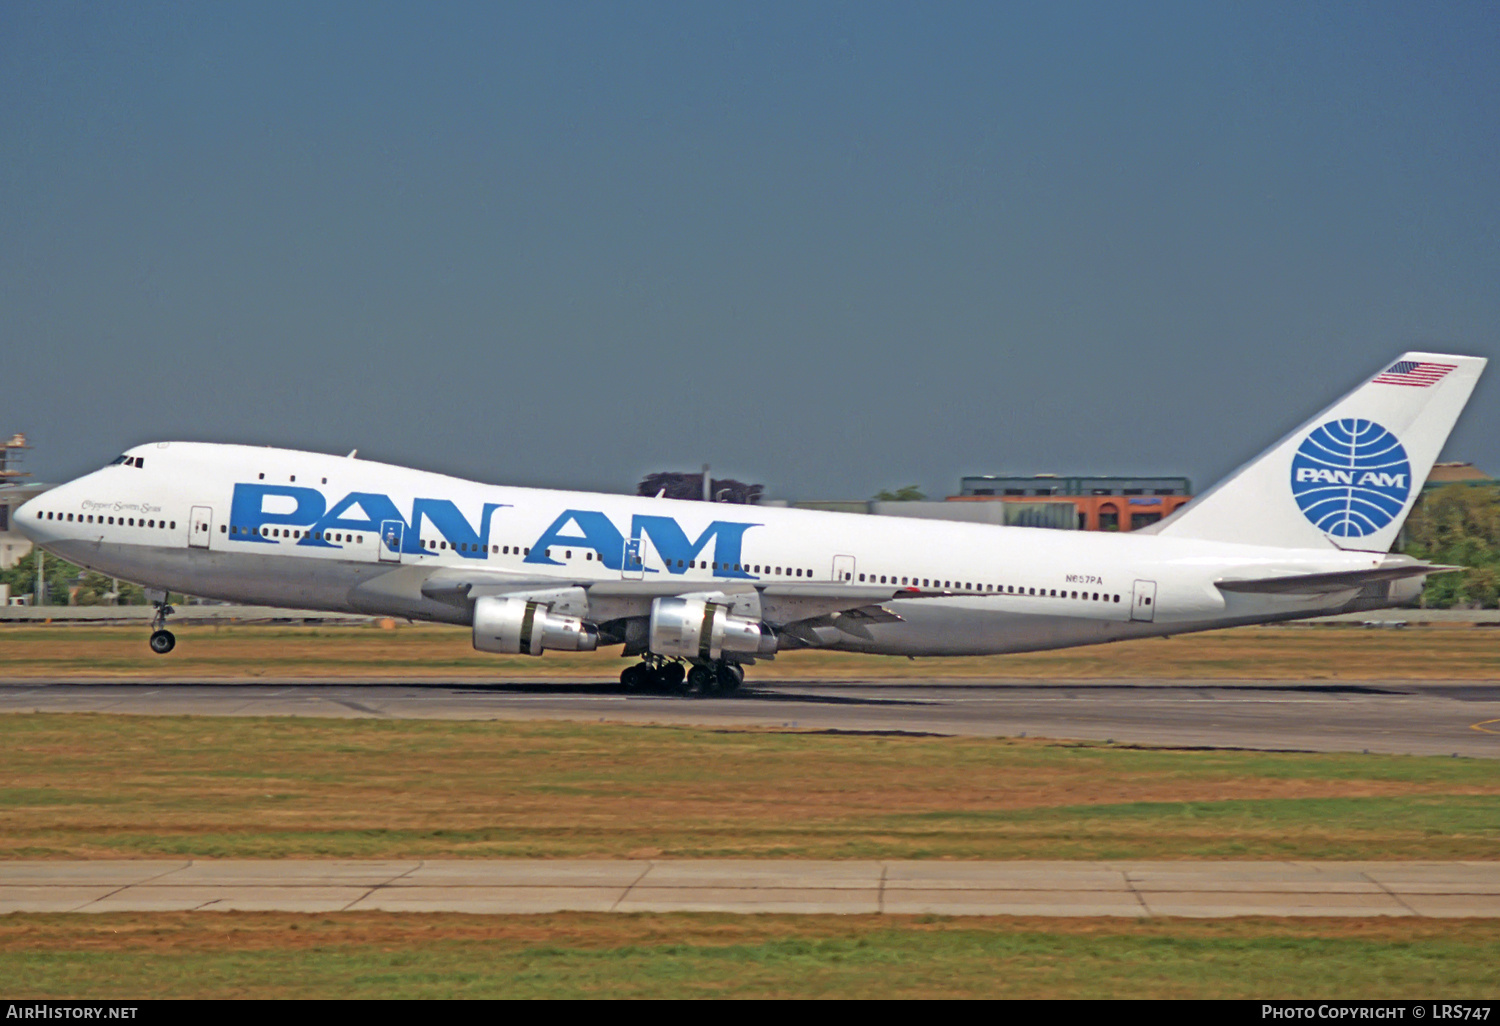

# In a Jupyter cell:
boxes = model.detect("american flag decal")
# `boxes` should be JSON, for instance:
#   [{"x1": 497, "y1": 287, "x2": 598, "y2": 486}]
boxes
[{"x1": 1372, "y1": 360, "x2": 1457, "y2": 387}]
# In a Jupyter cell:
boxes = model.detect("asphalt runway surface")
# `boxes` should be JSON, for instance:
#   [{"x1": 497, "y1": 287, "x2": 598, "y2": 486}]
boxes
[
  {"x1": 2, "y1": 677, "x2": 1497, "y2": 757},
  {"x1": 4, "y1": 860, "x2": 1497, "y2": 917}
]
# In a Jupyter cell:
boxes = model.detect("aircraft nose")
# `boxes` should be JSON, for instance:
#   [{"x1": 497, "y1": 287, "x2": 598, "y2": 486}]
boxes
[{"x1": 12, "y1": 495, "x2": 43, "y2": 542}]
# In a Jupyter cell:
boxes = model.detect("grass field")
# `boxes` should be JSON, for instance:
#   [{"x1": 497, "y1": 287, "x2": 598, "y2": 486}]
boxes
[
  {"x1": 5, "y1": 620, "x2": 1500, "y2": 680},
  {"x1": 3, "y1": 715, "x2": 1496, "y2": 860},
  {"x1": 3, "y1": 625, "x2": 1495, "y2": 998},
  {"x1": 3, "y1": 913, "x2": 1497, "y2": 998}
]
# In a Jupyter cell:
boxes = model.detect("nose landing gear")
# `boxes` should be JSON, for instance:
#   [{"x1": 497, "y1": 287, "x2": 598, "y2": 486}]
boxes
[{"x1": 148, "y1": 598, "x2": 176, "y2": 655}]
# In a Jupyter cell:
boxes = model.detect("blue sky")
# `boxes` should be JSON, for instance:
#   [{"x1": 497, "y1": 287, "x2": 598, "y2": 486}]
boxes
[{"x1": 4, "y1": 2, "x2": 1497, "y2": 498}]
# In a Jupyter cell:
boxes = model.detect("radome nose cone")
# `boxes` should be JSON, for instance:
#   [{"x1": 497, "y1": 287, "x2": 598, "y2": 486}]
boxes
[{"x1": 12, "y1": 497, "x2": 41, "y2": 541}]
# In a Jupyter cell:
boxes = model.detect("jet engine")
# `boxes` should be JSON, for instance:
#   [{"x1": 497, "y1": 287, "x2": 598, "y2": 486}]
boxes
[
  {"x1": 648, "y1": 596, "x2": 777, "y2": 660},
  {"x1": 472, "y1": 595, "x2": 598, "y2": 656}
]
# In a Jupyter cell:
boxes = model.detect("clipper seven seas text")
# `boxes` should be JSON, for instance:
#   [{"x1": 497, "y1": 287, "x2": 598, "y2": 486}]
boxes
[{"x1": 16, "y1": 353, "x2": 1484, "y2": 693}]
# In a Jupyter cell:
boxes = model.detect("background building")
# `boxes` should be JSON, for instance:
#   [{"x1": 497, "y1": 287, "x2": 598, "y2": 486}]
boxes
[
  {"x1": 779, "y1": 473, "x2": 1194, "y2": 531},
  {"x1": 951, "y1": 474, "x2": 1193, "y2": 531},
  {"x1": 0, "y1": 433, "x2": 44, "y2": 571}
]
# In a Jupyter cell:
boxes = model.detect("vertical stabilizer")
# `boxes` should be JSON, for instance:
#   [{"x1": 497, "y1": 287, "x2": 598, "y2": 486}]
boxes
[{"x1": 1153, "y1": 353, "x2": 1485, "y2": 551}]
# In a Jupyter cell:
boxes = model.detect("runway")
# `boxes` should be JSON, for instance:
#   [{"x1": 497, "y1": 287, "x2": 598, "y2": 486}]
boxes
[
  {"x1": 3, "y1": 859, "x2": 1497, "y2": 917},
  {"x1": 1, "y1": 677, "x2": 1497, "y2": 757}
]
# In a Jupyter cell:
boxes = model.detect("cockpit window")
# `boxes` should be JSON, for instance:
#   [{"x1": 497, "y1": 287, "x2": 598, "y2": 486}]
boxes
[{"x1": 109, "y1": 455, "x2": 144, "y2": 468}]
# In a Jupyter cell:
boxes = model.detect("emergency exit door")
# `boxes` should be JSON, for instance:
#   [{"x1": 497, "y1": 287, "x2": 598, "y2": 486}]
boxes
[
  {"x1": 1131, "y1": 580, "x2": 1157, "y2": 622},
  {"x1": 379, "y1": 520, "x2": 404, "y2": 563},
  {"x1": 189, "y1": 506, "x2": 213, "y2": 550}
]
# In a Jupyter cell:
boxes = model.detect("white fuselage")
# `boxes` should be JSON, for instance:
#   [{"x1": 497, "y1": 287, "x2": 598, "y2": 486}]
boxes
[{"x1": 16, "y1": 442, "x2": 1408, "y2": 656}]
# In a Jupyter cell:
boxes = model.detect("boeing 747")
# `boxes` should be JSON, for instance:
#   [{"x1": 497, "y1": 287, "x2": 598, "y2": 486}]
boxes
[{"x1": 16, "y1": 353, "x2": 1483, "y2": 693}]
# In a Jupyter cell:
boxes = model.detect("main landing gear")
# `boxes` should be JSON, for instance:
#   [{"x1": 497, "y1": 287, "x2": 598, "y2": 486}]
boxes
[
  {"x1": 620, "y1": 658, "x2": 744, "y2": 696},
  {"x1": 148, "y1": 598, "x2": 176, "y2": 655}
]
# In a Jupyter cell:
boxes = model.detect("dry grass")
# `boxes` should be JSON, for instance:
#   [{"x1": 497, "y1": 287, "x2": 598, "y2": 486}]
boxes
[
  {"x1": 2, "y1": 912, "x2": 1497, "y2": 998},
  {"x1": 2, "y1": 621, "x2": 1500, "y2": 680},
  {"x1": 2, "y1": 715, "x2": 1496, "y2": 860}
]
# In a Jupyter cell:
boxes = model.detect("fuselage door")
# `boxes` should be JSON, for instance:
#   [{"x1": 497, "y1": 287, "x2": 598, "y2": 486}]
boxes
[
  {"x1": 621, "y1": 537, "x2": 644, "y2": 580},
  {"x1": 832, "y1": 554, "x2": 856, "y2": 583},
  {"x1": 189, "y1": 506, "x2": 213, "y2": 550},
  {"x1": 1130, "y1": 579, "x2": 1157, "y2": 622},
  {"x1": 379, "y1": 520, "x2": 404, "y2": 563}
]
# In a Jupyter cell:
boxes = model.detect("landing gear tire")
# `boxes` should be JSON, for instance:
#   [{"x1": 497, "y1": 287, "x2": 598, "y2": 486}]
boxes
[
  {"x1": 660, "y1": 662, "x2": 686, "y2": 690},
  {"x1": 148, "y1": 595, "x2": 176, "y2": 655},
  {"x1": 620, "y1": 664, "x2": 645, "y2": 690},
  {"x1": 716, "y1": 662, "x2": 744, "y2": 693},
  {"x1": 687, "y1": 664, "x2": 716, "y2": 694}
]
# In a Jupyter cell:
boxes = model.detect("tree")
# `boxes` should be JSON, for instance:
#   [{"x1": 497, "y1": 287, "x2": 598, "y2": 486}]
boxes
[
  {"x1": 637, "y1": 472, "x2": 764, "y2": 504},
  {"x1": 1400, "y1": 484, "x2": 1500, "y2": 608},
  {"x1": 873, "y1": 485, "x2": 926, "y2": 502},
  {"x1": 0, "y1": 555, "x2": 147, "y2": 605}
]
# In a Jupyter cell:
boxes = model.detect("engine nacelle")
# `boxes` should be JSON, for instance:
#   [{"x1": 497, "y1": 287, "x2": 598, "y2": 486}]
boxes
[
  {"x1": 649, "y1": 596, "x2": 777, "y2": 660},
  {"x1": 472, "y1": 595, "x2": 598, "y2": 656}
]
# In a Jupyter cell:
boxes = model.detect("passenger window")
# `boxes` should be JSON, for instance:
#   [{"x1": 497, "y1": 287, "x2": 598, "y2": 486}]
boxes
[{"x1": 220, "y1": 525, "x2": 226, "y2": 533}]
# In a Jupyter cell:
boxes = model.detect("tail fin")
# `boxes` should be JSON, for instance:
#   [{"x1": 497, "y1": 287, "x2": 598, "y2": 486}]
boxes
[{"x1": 1153, "y1": 352, "x2": 1486, "y2": 551}]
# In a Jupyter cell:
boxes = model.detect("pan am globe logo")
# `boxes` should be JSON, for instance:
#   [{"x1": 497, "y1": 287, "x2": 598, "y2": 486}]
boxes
[{"x1": 1290, "y1": 419, "x2": 1411, "y2": 538}]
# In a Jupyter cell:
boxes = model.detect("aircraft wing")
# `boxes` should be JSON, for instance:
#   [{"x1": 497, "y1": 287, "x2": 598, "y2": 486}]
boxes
[
  {"x1": 1214, "y1": 562, "x2": 1459, "y2": 595},
  {"x1": 416, "y1": 567, "x2": 978, "y2": 625}
]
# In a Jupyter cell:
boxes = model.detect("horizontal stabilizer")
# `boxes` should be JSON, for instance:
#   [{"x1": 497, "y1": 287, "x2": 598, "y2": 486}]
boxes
[{"x1": 1215, "y1": 563, "x2": 1459, "y2": 595}]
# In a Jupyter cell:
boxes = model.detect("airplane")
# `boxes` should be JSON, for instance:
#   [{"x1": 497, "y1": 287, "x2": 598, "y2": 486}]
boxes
[{"x1": 14, "y1": 352, "x2": 1484, "y2": 694}]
